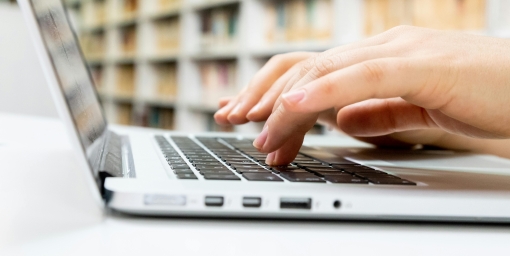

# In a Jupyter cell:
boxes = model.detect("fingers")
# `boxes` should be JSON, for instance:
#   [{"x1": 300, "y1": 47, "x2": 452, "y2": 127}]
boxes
[
  {"x1": 214, "y1": 52, "x2": 316, "y2": 125},
  {"x1": 336, "y1": 98, "x2": 438, "y2": 137},
  {"x1": 218, "y1": 97, "x2": 233, "y2": 108},
  {"x1": 246, "y1": 62, "x2": 305, "y2": 122},
  {"x1": 281, "y1": 58, "x2": 449, "y2": 113},
  {"x1": 253, "y1": 105, "x2": 318, "y2": 154}
]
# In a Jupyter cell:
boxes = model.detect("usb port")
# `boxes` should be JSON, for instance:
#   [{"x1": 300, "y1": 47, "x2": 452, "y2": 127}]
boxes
[
  {"x1": 205, "y1": 196, "x2": 224, "y2": 207},
  {"x1": 243, "y1": 197, "x2": 262, "y2": 208},
  {"x1": 280, "y1": 198, "x2": 312, "y2": 210}
]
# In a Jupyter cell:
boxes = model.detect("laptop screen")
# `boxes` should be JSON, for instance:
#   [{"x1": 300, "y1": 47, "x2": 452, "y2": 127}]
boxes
[{"x1": 29, "y1": 0, "x2": 108, "y2": 186}]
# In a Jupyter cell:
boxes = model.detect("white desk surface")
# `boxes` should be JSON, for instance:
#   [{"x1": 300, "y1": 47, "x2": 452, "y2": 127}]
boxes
[{"x1": 1, "y1": 112, "x2": 510, "y2": 256}]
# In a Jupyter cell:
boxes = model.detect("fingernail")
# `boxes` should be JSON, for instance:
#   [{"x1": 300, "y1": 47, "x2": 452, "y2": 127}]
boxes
[
  {"x1": 253, "y1": 125, "x2": 268, "y2": 149},
  {"x1": 247, "y1": 102, "x2": 261, "y2": 116},
  {"x1": 231, "y1": 104, "x2": 242, "y2": 116},
  {"x1": 265, "y1": 152, "x2": 276, "y2": 165},
  {"x1": 282, "y1": 90, "x2": 305, "y2": 105}
]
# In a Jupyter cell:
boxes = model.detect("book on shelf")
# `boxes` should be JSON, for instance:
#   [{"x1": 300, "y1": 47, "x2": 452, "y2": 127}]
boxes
[
  {"x1": 200, "y1": 5, "x2": 239, "y2": 50},
  {"x1": 81, "y1": 31, "x2": 105, "y2": 60},
  {"x1": 120, "y1": 0, "x2": 139, "y2": 21},
  {"x1": 81, "y1": 0, "x2": 107, "y2": 27},
  {"x1": 117, "y1": 103, "x2": 134, "y2": 125},
  {"x1": 116, "y1": 64, "x2": 135, "y2": 96},
  {"x1": 364, "y1": 0, "x2": 486, "y2": 36},
  {"x1": 89, "y1": 65, "x2": 104, "y2": 90},
  {"x1": 157, "y1": 0, "x2": 181, "y2": 12},
  {"x1": 155, "y1": 63, "x2": 178, "y2": 98},
  {"x1": 119, "y1": 25, "x2": 137, "y2": 56},
  {"x1": 155, "y1": 17, "x2": 180, "y2": 54},
  {"x1": 149, "y1": 108, "x2": 175, "y2": 130},
  {"x1": 264, "y1": 0, "x2": 333, "y2": 45},
  {"x1": 199, "y1": 61, "x2": 237, "y2": 106}
]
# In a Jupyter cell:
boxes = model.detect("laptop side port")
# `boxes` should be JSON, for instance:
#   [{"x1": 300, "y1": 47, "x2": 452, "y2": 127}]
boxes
[
  {"x1": 280, "y1": 198, "x2": 312, "y2": 210},
  {"x1": 204, "y1": 196, "x2": 224, "y2": 207},
  {"x1": 242, "y1": 197, "x2": 262, "y2": 208}
]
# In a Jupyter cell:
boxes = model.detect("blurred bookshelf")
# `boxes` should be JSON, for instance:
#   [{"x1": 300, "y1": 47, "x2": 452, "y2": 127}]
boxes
[{"x1": 63, "y1": 0, "x2": 510, "y2": 134}]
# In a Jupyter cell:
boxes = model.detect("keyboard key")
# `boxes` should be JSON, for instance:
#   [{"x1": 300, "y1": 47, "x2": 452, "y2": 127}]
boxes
[
  {"x1": 220, "y1": 157, "x2": 248, "y2": 161},
  {"x1": 203, "y1": 174, "x2": 241, "y2": 181},
  {"x1": 176, "y1": 173, "x2": 198, "y2": 180},
  {"x1": 270, "y1": 165, "x2": 301, "y2": 172},
  {"x1": 235, "y1": 168, "x2": 270, "y2": 174},
  {"x1": 242, "y1": 173, "x2": 284, "y2": 182},
  {"x1": 226, "y1": 160, "x2": 256, "y2": 165},
  {"x1": 194, "y1": 165, "x2": 228, "y2": 170},
  {"x1": 193, "y1": 162, "x2": 225, "y2": 167},
  {"x1": 173, "y1": 169, "x2": 194, "y2": 174},
  {"x1": 200, "y1": 170, "x2": 234, "y2": 175},
  {"x1": 230, "y1": 164, "x2": 261, "y2": 169},
  {"x1": 355, "y1": 173, "x2": 399, "y2": 179},
  {"x1": 312, "y1": 171, "x2": 349, "y2": 177},
  {"x1": 167, "y1": 160, "x2": 187, "y2": 164},
  {"x1": 170, "y1": 164, "x2": 191, "y2": 169},
  {"x1": 324, "y1": 175, "x2": 369, "y2": 184},
  {"x1": 279, "y1": 173, "x2": 326, "y2": 183},
  {"x1": 368, "y1": 178, "x2": 416, "y2": 185}
]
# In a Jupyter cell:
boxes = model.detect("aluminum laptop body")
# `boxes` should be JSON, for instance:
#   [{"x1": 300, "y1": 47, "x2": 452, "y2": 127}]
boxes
[{"x1": 19, "y1": 0, "x2": 510, "y2": 222}]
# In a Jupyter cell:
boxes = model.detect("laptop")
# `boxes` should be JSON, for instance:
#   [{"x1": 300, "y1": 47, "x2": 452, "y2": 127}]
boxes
[{"x1": 18, "y1": 0, "x2": 510, "y2": 221}]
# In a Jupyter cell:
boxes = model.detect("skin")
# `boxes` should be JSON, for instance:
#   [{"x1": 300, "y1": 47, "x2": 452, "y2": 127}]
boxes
[{"x1": 214, "y1": 26, "x2": 510, "y2": 165}]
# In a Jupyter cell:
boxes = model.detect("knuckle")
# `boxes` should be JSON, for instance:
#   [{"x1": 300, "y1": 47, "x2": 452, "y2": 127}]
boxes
[
  {"x1": 313, "y1": 56, "x2": 337, "y2": 77},
  {"x1": 360, "y1": 61, "x2": 386, "y2": 85},
  {"x1": 299, "y1": 58, "x2": 316, "y2": 77}
]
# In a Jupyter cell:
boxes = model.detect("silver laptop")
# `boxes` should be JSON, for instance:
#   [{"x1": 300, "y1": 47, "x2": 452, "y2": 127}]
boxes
[{"x1": 19, "y1": 0, "x2": 510, "y2": 221}]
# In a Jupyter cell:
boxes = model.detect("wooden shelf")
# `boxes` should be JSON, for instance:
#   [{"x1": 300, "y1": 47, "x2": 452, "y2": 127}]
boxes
[{"x1": 65, "y1": 0, "x2": 507, "y2": 133}]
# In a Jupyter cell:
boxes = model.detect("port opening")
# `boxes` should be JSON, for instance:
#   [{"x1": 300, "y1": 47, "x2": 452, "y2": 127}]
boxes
[
  {"x1": 333, "y1": 200, "x2": 341, "y2": 209},
  {"x1": 280, "y1": 197, "x2": 312, "y2": 210}
]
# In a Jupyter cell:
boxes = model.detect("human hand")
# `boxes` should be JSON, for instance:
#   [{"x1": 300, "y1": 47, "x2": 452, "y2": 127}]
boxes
[{"x1": 218, "y1": 26, "x2": 510, "y2": 165}]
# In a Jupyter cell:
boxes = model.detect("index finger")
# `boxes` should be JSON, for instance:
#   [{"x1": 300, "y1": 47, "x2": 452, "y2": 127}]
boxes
[{"x1": 280, "y1": 57, "x2": 454, "y2": 113}]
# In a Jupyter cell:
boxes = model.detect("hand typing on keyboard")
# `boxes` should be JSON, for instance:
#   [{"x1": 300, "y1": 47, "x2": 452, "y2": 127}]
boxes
[{"x1": 214, "y1": 26, "x2": 510, "y2": 165}]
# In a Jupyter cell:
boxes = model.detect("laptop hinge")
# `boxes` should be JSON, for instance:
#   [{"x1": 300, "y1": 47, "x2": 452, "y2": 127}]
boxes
[{"x1": 98, "y1": 130, "x2": 136, "y2": 197}]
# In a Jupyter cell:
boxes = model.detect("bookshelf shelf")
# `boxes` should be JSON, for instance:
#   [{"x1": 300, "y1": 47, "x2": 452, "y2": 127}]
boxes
[
  {"x1": 190, "y1": 0, "x2": 241, "y2": 11},
  {"x1": 66, "y1": 0, "x2": 510, "y2": 134}
]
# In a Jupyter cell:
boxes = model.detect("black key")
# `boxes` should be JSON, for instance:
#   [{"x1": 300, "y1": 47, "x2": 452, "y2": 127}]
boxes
[
  {"x1": 270, "y1": 165, "x2": 301, "y2": 172},
  {"x1": 194, "y1": 165, "x2": 228, "y2": 170},
  {"x1": 200, "y1": 170, "x2": 233, "y2": 175},
  {"x1": 356, "y1": 173, "x2": 399, "y2": 179},
  {"x1": 218, "y1": 154, "x2": 245, "y2": 158},
  {"x1": 221, "y1": 158, "x2": 251, "y2": 162},
  {"x1": 189, "y1": 158, "x2": 220, "y2": 163},
  {"x1": 167, "y1": 160, "x2": 187, "y2": 164},
  {"x1": 344, "y1": 169, "x2": 387, "y2": 174},
  {"x1": 242, "y1": 173, "x2": 283, "y2": 182},
  {"x1": 165, "y1": 157, "x2": 184, "y2": 161},
  {"x1": 279, "y1": 173, "x2": 326, "y2": 183},
  {"x1": 313, "y1": 170, "x2": 348, "y2": 175},
  {"x1": 176, "y1": 173, "x2": 198, "y2": 180},
  {"x1": 298, "y1": 163, "x2": 331, "y2": 168},
  {"x1": 203, "y1": 174, "x2": 241, "y2": 180},
  {"x1": 368, "y1": 178, "x2": 416, "y2": 185},
  {"x1": 293, "y1": 160, "x2": 322, "y2": 165},
  {"x1": 235, "y1": 168, "x2": 271, "y2": 174},
  {"x1": 173, "y1": 169, "x2": 194, "y2": 174},
  {"x1": 185, "y1": 152, "x2": 210, "y2": 156},
  {"x1": 230, "y1": 164, "x2": 261, "y2": 169},
  {"x1": 170, "y1": 164, "x2": 191, "y2": 169},
  {"x1": 193, "y1": 162, "x2": 225, "y2": 167},
  {"x1": 324, "y1": 175, "x2": 369, "y2": 184},
  {"x1": 228, "y1": 160, "x2": 257, "y2": 165}
]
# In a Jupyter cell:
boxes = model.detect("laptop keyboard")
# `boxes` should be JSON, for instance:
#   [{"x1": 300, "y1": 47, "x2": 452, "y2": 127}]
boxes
[{"x1": 155, "y1": 136, "x2": 416, "y2": 185}]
